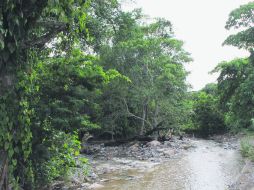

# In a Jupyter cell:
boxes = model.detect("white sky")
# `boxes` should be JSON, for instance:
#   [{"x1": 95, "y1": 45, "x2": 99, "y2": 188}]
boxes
[{"x1": 122, "y1": 0, "x2": 251, "y2": 91}]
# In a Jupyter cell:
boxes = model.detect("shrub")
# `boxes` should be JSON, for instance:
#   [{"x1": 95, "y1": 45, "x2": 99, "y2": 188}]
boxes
[{"x1": 240, "y1": 136, "x2": 254, "y2": 161}]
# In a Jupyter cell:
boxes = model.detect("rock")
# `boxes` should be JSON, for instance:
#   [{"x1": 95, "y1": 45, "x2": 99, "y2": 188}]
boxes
[
  {"x1": 50, "y1": 181, "x2": 65, "y2": 190},
  {"x1": 163, "y1": 141, "x2": 172, "y2": 147},
  {"x1": 88, "y1": 183, "x2": 104, "y2": 189},
  {"x1": 182, "y1": 144, "x2": 194, "y2": 150},
  {"x1": 126, "y1": 175, "x2": 135, "y2": 180},
  {"x1": 88, "y1": 172, "x2": 98, "y2": 180},
  {"x1": 100, "y1": 178, "x2": 109, "y2": 182},
  {"x1": 84, "y1": 176, "x2": 91, "y2": 182},
  {"x1": 146, "y1": 140, "x2": 161, "y2": 147},
  {"x1": 70, "y1": 177, "x2": 82, "y2": 185},
  {"x1": 66, "y1": 185, "x2": 80, "y2": 190},
  {"x1": 129, "y1": 143, "x2": 140, "y2": 151},
  {"x1": 81, "y1": 183, "x2": 90, "y2": 187},
  {"x1": 82, "y1": 132, "x2": 93, "y2": 143},
  {"x1": 149, "y1": 158, "x2": 157, "y2": 162},
  {"x1": 163, "y1": 149, "x2": 175, "y2": 156}
]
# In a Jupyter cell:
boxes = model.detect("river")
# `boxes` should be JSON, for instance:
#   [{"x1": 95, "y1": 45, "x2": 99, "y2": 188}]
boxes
[{"x1": 99, "y1": 139, "x2": 244, "y2": 190}]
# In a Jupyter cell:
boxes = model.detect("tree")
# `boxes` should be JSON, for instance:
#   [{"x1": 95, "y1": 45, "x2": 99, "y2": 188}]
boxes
[
  {"x1": 212, "y1": 58, "x2": 249, "y2": 111},
  {"x1": 214, "y1": 58, "x2": 254, "y2": 130},
  {"x1": 23, "y1": 49, "x2": 124, "y2": 186},
  {"x1": 191, "y1": 84, "x2": 226, "y2": 137},
  {"x1": 98, "y1": 11, "x2": 191, "y2": 138},
  {"x1": 223, "y1": 2, "x2": 254, "y2": 50},
  {"x1": 0, "y1": 0, "x2": 89, "y2": 90},
  {"x1": 0, "y1": 0, "x2": 103, "y2": 188},
  {"x1": 213, "y1": 2, "x2": 254, "y2": 131},
  {"x1": 223, "y1": 0, "x2": 254, "y2": 84}
]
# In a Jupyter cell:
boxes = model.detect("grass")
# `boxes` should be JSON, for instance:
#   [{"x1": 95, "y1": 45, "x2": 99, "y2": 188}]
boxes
[{"x1": 240, "y1": 135, "x2": 254, "y2": 161}]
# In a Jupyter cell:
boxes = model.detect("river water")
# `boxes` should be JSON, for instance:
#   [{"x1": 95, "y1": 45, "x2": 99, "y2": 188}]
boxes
[{"x1": 100, "y1": 140, "x2": 244, "y2": 190}]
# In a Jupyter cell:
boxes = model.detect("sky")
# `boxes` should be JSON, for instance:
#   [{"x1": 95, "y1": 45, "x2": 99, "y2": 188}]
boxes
[{"x1": 122, "y1": 0, "x2": 251, "y2": 91}]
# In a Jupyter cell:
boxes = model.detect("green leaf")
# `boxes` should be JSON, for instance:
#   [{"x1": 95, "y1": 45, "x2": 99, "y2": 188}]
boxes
[{"x1": 4, "y1": 142, "x2": 9, "y2": 151}]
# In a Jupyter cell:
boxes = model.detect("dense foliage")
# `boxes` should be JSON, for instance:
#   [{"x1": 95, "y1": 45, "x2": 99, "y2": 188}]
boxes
[
  {"x1": 185, "y1": 2, "x2": 254, "y2": 137},
  {"x1": 98, "y1": 11, "x2": 191, "y2": 138},
  {"x1": 0, "y1": 0, "x2": 119, "y2": 188},
  {"x1": 213, "y1": 2, "x2": 254, "y2": 132},
  {"x1": 188, "y1": 84, "x2": 226, "y2": 137},
  {"x1": 213, "y1": 58, "x2": 252, "y2": 130},
  {"x1": 25, "y1": 50, "x2": 122, "y2": 186}
]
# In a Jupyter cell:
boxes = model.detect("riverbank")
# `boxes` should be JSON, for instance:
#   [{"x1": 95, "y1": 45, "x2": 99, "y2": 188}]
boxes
[
  {"x1": 229, "y1": 133, "x2": 254, "y2": 190},
  {"x1": 208, "y1": 133, "x2": 254, "y2": 190}
]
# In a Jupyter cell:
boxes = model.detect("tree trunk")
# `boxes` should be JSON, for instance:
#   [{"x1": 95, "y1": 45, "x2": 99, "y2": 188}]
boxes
[
  {"x1": 153, "y1": 104, "x2": 160, "y2": 138},
  {"x1": 140, "y1": 101, "x2": 148, "y2": 136},
  {"x1": 0, "y1": 72, "x2": 15, "y2": 97},
  {"x1": 153, "y1": 104, "x2": 159, "y2": 128}
]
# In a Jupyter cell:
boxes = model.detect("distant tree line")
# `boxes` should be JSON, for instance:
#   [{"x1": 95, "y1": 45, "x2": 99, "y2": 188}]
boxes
[{"x1": 185, "y1": 2, "x2": 254, "y2": 137}]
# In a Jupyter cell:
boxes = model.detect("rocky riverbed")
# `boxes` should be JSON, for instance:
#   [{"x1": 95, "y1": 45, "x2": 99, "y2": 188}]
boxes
[
  {"x1": 49, "y1": 137, "x2": 194, "y2": 190},
  {"x1": 49, "y1": 135, "x2": 254, "y2": 190}
]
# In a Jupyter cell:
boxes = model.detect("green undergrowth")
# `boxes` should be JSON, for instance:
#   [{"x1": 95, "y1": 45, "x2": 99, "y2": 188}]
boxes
[{"x1": 240, "y1": 132, "x2": 254, "y2": 161}]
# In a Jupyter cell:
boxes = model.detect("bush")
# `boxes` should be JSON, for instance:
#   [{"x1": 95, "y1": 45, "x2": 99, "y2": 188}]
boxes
[
  {"x1": 240, "y1": 136, "x2": 254, "y2": 161},
  {"x1": 33, "y1": 131, "x2": 82, "y2": 186},
  {"x1": 191, "y1": 91, "x2": 226, "y2": 137}
]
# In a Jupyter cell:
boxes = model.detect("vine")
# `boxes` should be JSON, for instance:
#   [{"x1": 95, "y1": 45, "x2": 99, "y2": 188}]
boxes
[{"x1": 0, "y1": 92, "x2": 34, "y2": 189}]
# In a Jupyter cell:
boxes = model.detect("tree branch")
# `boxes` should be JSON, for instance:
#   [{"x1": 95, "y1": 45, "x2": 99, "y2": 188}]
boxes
[
  {"x1": 22, "y1": 21, "x2": 67, "y2": 49},
  {"x1": 144, "y1": 120, "x2": 165, "y2": 136},
  {"x1": 122, "y1": 98, "x2": 153, "y2": 128}
]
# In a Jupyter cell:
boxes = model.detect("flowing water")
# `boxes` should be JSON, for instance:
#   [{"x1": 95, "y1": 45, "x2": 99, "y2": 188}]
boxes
[{"x1": 100, "y1": 139, "x2": 244, "y2": 190}]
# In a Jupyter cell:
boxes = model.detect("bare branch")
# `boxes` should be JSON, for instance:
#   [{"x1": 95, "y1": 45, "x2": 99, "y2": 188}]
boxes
[{"x1": 122, "y1": 98, "x2": 153, "y2": 128}]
